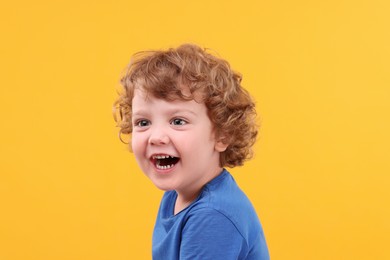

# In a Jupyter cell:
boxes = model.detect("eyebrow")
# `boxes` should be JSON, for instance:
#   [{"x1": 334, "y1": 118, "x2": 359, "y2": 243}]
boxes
[
  {"x1": 132, "y1": 108, "x2": 197, "y2": 117},
  {"x1": 170, "y1": 109, "x2": 197, "y2": 116}
]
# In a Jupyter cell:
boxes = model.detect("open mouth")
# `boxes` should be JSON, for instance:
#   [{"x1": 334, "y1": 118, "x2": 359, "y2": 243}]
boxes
[{"x1": 151, "y1": 155, "x2": 180, "y2": 170}]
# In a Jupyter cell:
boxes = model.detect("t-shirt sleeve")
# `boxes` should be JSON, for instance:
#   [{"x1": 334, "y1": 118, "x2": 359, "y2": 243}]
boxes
[{"x1": 179, "y1": 208, "x2": 248, "y2": 260}]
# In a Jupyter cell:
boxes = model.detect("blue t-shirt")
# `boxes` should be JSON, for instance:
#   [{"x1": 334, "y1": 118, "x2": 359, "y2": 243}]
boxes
[{"x1": 152, "y1": 169, "x2": 269, "y2": 259}]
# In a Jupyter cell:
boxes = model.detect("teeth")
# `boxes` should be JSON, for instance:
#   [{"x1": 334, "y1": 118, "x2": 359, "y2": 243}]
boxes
[
  {"x1": 156, "y1": 164, "x2": 175, "y2": 170},
  {"x1": 152, "y1": 155, "x2": 177, "y2": 170},
  {"x1": 153, "y1": 155, "x2": 174, "y2": 159}
]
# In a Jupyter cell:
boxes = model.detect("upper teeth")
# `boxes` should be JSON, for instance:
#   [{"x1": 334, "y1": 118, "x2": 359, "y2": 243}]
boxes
[{"x1": 153, "y1": 155, "x2": 174, "y2": 159}]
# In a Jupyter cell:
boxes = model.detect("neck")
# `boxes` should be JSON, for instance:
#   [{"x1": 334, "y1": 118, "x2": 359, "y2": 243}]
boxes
[{"x1": 174, "y1": 167, "x2": 223, "y2": 215}]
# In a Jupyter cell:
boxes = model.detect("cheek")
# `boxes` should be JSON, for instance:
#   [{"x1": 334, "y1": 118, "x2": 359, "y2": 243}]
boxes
[
  {"x1": 172, "y1": 132, "x2": 193, "y2": 147},
  {"x1": 131, "y1": 134, "x2": 144, "y2": 155},
  {"x1": 176, "y1": 131, "x2": 213, "y2": 153}
]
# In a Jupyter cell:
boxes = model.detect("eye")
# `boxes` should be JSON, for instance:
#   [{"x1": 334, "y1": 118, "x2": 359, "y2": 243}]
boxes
[
  {"x1": 135, "y1": 119, "x2": 150, "y2": 127},
  {"x1": 171, "y1": 118, "x2": 187, "y2": 126}
]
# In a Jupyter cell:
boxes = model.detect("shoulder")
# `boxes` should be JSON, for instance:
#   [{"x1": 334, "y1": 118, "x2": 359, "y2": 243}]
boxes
[
  {"x1": 179, "y1": 170, "x2": 269, "y2": 259},
  {"x1": 197, "y1": 170, "x2": 262, "y2": 235},
  {"x1": 187, "y1": 170, "x2": 267, "y2": 249},
  {"x1": 180, "y1": 207, "x2": 249, "y2": 259},
  {"x1": 184, "y1": 207, "x2": 243, "y2": 236}
]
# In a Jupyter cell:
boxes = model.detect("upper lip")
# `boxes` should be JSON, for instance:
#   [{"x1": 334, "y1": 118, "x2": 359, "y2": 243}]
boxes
[{"x1": 149, "y1": 153, "x2": 179, "y2": 159}]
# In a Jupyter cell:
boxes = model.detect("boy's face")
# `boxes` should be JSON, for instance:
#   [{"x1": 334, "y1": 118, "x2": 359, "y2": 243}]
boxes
[{"x1": 131, "y1": 88, "x2": 227, "y2": 197}]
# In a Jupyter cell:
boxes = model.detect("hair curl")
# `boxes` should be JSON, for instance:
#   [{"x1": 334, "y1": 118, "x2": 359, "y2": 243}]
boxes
[{"x1": 114, "y1": 44, "x2": 258, "y2": 168}]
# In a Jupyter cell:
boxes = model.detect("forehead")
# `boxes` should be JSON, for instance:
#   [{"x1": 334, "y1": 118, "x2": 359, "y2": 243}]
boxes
[
  {"x1": 132, "y1": 78, "x2": 206, "y2": 102},
  {"x1": 132, "y1": 88, "x2": 207, "y2": 115}
]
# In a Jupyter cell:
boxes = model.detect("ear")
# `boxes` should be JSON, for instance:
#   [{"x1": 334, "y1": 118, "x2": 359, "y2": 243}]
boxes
[{"x1": 215, "y1": 140, "x2": 228, "y2": 152}]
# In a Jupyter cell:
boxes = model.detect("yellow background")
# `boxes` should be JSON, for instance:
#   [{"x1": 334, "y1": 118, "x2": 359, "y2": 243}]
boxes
[{"x1": 1, "y1": 0, "x2": 389, "y2": 259}]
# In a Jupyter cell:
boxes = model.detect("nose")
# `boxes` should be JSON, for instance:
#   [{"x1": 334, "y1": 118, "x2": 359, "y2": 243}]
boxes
[{"x1": 148, "y1": 129, "x2": 170, "y2": 145}]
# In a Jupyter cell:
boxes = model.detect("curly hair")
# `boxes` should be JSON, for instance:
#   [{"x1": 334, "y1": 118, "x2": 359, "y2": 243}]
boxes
[{"x1": 114, "y1": 44, "x2": 258, "y2": 168}]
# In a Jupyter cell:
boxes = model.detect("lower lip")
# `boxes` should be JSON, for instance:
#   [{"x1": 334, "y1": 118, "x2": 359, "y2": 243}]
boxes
[{"x1": 151, "y1": 161, "x2": 178, "y2": 174}]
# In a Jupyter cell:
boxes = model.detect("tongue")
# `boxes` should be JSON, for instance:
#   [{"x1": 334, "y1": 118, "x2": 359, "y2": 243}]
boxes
[{"x1": 158, "y1": 157, "x2": 179, "y2": 166}]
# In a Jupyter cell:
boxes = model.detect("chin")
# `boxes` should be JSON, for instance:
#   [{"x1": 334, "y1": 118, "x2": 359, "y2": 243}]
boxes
[{"x1": 151, "y1": 181, "x2": 176, "y2": 191}]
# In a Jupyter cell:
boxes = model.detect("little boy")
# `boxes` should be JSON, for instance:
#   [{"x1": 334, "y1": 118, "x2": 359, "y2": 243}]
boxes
[{"x1": 115, "y1": 44, "x2": 269, "y2": 259}]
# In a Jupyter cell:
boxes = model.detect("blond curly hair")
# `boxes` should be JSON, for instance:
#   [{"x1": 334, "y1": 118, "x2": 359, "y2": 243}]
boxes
[{"x1": 114, "y1": 44, "x2": 258, "y2": 168}]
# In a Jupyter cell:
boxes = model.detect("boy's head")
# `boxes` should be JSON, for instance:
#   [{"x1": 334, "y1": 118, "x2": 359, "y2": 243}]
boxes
[{"x1": 115, "y1": 44, "x2": 258, "y2": 168}]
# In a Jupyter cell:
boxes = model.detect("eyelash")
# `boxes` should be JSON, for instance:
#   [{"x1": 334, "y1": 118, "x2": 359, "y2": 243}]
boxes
[
  {"x1": 170, "y1": 118, "x2": 187, "y2": 126},
  {"x1": 133, "y1": 118, "x2": 188, "y2": 127},
  {"x1": 134, "y1": 119, "x2": 150, "y2": 127}
]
